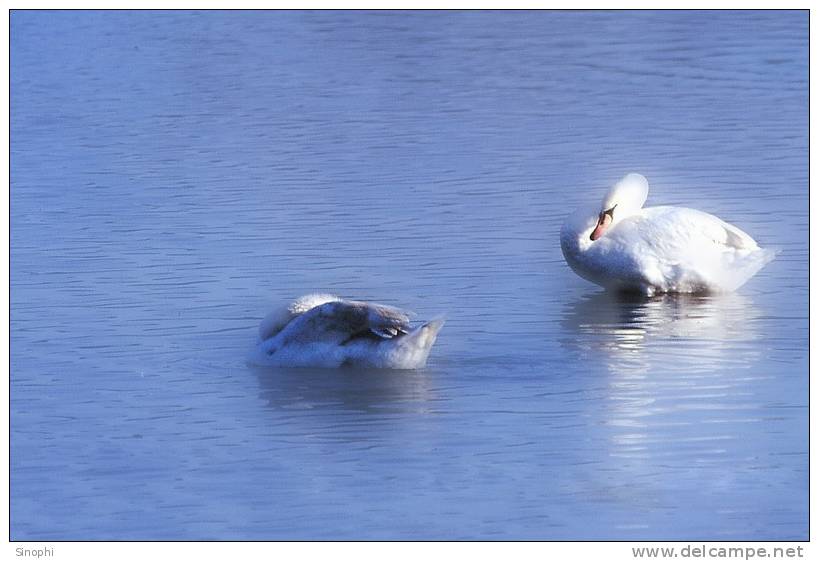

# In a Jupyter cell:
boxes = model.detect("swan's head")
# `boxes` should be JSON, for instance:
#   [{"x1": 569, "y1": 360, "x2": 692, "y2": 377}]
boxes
[{"x1": 590, "y1": 173, "x2": 649, "y2": 241}]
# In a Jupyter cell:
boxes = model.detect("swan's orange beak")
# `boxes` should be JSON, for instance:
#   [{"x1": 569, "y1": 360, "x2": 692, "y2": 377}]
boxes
[{"x1": 590, "y1": 211, "x2": 612, "y2": 241}]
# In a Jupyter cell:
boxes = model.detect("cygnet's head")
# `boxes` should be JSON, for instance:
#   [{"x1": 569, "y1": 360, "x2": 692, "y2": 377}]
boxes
[{"x1": 590, "y1": 173, "x2": 649, "y2": 241}]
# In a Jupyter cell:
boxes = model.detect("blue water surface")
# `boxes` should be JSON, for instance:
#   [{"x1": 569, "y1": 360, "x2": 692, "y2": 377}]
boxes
[{"x1": 10, "y1": 10, "x2": 808, "y2": 540}]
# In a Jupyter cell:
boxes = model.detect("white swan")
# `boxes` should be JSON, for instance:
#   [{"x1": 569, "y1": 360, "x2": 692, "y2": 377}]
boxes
[
  {"x1": 250, "y1": 294, "x2": 445, "y2": 369},
  {"x1": 560, "y1": 173, "x2": 776, "y2": 296}
]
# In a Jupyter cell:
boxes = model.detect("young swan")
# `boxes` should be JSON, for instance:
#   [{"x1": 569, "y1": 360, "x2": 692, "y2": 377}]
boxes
[
  {"x1": 560, "y1": 173, "x2": 776, "y2": 296},
  {"x1": 251, "y1": 294, "x2": 445, "y2": 369}
]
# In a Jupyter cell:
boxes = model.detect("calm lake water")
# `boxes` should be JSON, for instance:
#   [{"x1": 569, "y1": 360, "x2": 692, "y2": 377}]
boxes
[{"x1": 10, "y1": 10, "x2": 808, "y2": 540}]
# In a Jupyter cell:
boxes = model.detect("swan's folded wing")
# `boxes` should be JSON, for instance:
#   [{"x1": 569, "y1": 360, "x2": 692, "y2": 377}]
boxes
[
  {"x1": 719, "y1": 220, "x2": 759, "y2": 250},
  {"x1": 640, "y1": 207, "x2": 759, "y2": 252},
  {"x1": 277, "y1": 300, "x2": 412, "y2": 345}
]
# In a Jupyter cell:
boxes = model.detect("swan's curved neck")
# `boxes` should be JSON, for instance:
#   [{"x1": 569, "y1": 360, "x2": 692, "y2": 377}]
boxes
[{"x1": 600, "y1": 174, "x2": 649, "y2": 219}]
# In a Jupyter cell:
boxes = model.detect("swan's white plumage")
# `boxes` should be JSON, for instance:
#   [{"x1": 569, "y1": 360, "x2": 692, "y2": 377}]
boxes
[
  {"x1": 560, "y1": 174, "x2": 776, "y2": 295},
  {"x1": 251, "y1": 294, "x2": 444, "y2": 369}
]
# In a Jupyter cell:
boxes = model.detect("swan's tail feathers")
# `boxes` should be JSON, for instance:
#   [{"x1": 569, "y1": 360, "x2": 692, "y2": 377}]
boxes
[
  {"x1": 725, "y1": 247, "x2": 777, "y2": 291},
  {"x1": 756, "y1": 246, "x2": 779, "y2": 274},
  {"x1": 395, "y1": 316, "x2": 445, "y2": 368},
  {"x1": 748, "y1": 246, "x2": 778, "y2": 272},
  {"x1": 414, "y1": 316, "x2": 446, "y2": 348},
  {"x1": 760, "y1": 247, "x2": 780, "y2": 265}
]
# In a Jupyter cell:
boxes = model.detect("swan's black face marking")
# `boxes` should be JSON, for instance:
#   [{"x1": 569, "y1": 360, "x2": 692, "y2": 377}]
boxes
[
  {"x1": 604, "y1": 204, "x2": 617, "y2": 218},
  {"x1": 590, "y1": 205, "x2": 617, "y2": 241}
]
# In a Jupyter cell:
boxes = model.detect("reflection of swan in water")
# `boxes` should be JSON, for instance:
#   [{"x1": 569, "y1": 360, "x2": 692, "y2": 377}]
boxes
[
  {"x1": 561, "y1": 290, "x2": 770, "y2": 514},
  {"x1": 560, "y1": 291, "x2": 762, "y2": 374},
  {"x1": 249, "y1": 364, "x2": 437, "y2": 415}
]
